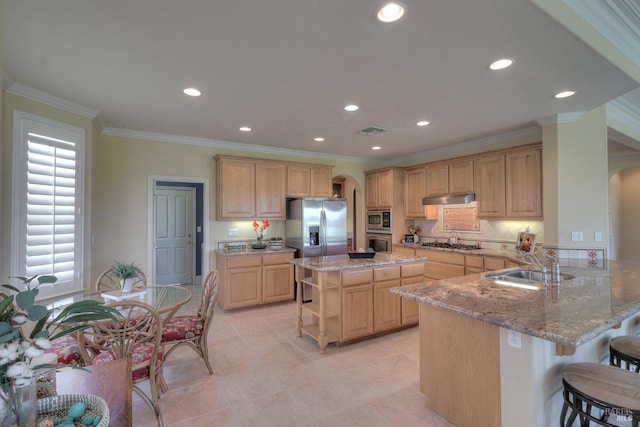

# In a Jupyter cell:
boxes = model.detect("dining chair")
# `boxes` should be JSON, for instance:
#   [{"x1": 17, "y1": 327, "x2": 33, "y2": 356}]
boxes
[
  {"x1": 161, "y1": 270, "x2": 219, "y2": 388},
  {"x1": 78, "y1": 300, "x2": 164, "y2": 426},
  {"x1": 96, "y1": 267, "x2": 147, "y2": 291}
]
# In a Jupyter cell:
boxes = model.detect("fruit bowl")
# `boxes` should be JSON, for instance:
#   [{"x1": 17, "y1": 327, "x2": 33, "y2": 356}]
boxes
[{"x1": 347, "y1": 252, "x2": 376, "y2": 259}]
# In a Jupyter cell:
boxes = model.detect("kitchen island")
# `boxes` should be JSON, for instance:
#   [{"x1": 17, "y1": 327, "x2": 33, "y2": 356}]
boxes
[
  {"x1": 391, "y1": 260, "x2": 640, "y2": 427},
  {"x1": 290, "y1": 253, "x2": 426, "y2": 352}
]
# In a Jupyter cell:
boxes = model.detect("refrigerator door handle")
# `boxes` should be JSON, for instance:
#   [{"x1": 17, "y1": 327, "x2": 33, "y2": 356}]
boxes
[{"x1": 320, "y1": 209, "x2": 326, "y2": 256}]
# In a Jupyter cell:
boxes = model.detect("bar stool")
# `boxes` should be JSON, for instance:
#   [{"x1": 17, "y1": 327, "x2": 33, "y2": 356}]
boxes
[
  {"x1": 610, "y1": 335, "x2": 640, "y2": 373},
  {"x1": 561, "y1": 363, "x2": 640, "y2": 426}
]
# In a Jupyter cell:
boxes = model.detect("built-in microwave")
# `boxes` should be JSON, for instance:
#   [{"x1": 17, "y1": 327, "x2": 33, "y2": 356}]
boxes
[{"x1": 366, "y1": 209, "x2": 392, "y2": 233}]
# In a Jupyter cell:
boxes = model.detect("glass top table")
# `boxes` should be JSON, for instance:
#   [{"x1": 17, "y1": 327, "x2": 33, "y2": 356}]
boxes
[{"x1": 48, "y1": 285, "x2": 193, "y2": 325}]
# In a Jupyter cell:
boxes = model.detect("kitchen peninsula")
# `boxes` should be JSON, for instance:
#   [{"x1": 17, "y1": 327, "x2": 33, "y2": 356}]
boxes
[
  {"x1": 290, "y1": 253, "x2": 426, "y2": 352},
  {"x1": 391, "y1": 260, "x2": 640, "y2": 427}
]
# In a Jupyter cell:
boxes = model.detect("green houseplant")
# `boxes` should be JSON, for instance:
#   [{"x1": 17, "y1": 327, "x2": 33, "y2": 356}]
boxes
[
  {"x1": 111, "y1": 261, "x2": 139, "y2": 292},
  {"x1": 0, "y1": 275, "x2": 119, "y2": 426}
]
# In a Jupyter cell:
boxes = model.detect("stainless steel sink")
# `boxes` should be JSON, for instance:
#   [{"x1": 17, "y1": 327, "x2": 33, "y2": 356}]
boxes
[{"x1": 484, "y1": 268, "x2": 575, "y2": 289}]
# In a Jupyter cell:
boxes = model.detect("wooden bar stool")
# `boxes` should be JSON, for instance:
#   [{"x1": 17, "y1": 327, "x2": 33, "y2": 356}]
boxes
[
  {"x1": 610, "y1": 336, "x2": 640, "y2": 373},
  {"x1": 561, "y1": 363, "x2": 640, "y2": 426}
]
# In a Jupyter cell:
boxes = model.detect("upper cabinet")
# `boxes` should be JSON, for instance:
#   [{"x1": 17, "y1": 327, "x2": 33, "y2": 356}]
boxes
[
  {"x1": 404, "y1": 166, "x2": 438, "y2": 220},
  {"x1": 475, "y1": 146, "x2": 542, "y2": 219},
  {"x1": 425, "y1": 160, "x2": 474, "y2": 197},
  {"x1": 505, "y1": 148, "x2": 542, "y2": 218},
  {"x1": 286, "y1": 164, "x2": 333, "y2": 198},
  {"x1": 216, "y1": 155, "x2": 332, "y2": 220},
  {"x1": 365, "y1": 168, "x2": 404, "y2": 209}
]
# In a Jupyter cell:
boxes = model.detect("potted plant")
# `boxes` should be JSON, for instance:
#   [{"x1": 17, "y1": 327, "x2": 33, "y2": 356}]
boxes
[
  {"x1": 111, "y1": 261, "x2": 139, "y2": 292},
  {"x1": 0, "y1": 275, "x2": 119, "y2": 425}
]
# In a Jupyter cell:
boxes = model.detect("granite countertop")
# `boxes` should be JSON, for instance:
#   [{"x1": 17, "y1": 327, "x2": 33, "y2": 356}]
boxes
[
  {"x1": 216, "y1": 247, "x2": 296, "y2": 256},
  {"x1": 390, "y1": 260, "x2": 640, "y2": 348},
  {"x1": 289, "y1": 253, "x2": 426, "y2": 272}
]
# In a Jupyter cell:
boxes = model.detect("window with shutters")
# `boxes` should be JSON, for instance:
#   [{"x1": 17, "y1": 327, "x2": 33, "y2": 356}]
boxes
[{"x1": 12, "y1": 111, "x2": 85, "y2": 299}]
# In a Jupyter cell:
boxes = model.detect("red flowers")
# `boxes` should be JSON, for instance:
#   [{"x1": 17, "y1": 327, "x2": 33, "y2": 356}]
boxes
[{"x1": 253, "y1": 220, "x2": 270, "y2": 239}]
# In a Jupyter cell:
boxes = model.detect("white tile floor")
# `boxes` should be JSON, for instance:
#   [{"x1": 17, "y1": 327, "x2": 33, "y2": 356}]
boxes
[{"x1": 133, "y1": 285, "x2": 453, "y2": 426}]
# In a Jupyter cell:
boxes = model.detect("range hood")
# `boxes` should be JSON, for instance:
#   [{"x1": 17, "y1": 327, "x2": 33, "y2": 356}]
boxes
[{"x1": 422, "y1": 193, "x2": 475, "y2": 205}]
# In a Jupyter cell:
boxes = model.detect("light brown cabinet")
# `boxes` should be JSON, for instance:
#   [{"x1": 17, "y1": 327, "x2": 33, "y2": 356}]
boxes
[
  {"x1": 400, "y1": 262, "x2": 424, "y2": 325},
  {"x1": 342, "y1": 283, "x2": 375, "y2": 341},
  {"x1": 255, "y1": 162, "x2": 286, "y2": 218},
  {"x1": 417, "y1": 248, "x2": 466, "y2": 280},
  {"x1": 426, "y1": 160, "x2": 474, "y2": 197},
  {"x1": 373, "y1": 266, "x2": 402, "y2": 333},
  {"x1": 474, "y1": 146, "x2": 542, "y2": 219},
  {"x1": 217, "y1": 252, "x2": 294, "y2": 309},
  {"x1": 404, "y1": 166, "x2": 438, "y2": 220},
  {"x1": 506, "y1": 148, "x2": 542, "y2": 218},
  {"x1": 365, "y1": 168, "x2": 397, "y2": 208},
  {"x1": 465, "y1": 255, "x2": 484, "y2": 275},
  {"x1": 286, "y1": 165, "x2": 333, "y2": 198}
]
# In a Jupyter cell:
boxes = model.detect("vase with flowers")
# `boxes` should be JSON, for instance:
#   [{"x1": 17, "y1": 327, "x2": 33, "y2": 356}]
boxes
[
  {"x1": 252, "y1": 220, "x2": 270, "y2": 249},
  {"x1": 408, "y1": 225, "x2": 422, "y2": 243},
  {"x1": 0, "y1": 275, "x2": 118, "y2": 426}
]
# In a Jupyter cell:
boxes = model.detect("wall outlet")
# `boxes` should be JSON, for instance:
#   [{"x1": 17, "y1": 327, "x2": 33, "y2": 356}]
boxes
[
  {"x1": 571, "y1": 231, "x2": 583, "y2": 242},
  {"x1": 228, "y1": 228, "x2": 239, "y2": 236},
  {"x1": 508, "y1": 330, "x2": 522, "y2": 349},
  {"x1": 594, "y1": 231, "x2": 602, "y2": 242}
]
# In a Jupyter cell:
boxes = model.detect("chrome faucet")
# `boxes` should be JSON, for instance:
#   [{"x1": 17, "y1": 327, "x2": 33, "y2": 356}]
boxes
[{"x1": 521, "y1": 253, "x2": 548, "y2": 285}]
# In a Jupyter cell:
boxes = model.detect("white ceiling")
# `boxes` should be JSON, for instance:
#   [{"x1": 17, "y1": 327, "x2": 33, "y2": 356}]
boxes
[{"x1": 4, "y1": 0, "x2": 640, "y2": 161}]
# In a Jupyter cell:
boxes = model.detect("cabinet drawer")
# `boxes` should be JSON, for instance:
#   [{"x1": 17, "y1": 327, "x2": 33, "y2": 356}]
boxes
[
  {"x1": 465, "y1": 255, "x2": 484, "y2": 269},
  {"x1": 425, "y1": 261, "x2": 466, "y2": 280},
  {"x1": 401, "y1": 263, "x2": 424, "y2": 278},
  {"x1": 226, "y1": 255, "x2": 262, "y2": 268},
  {"x1": 262, "y1": 252, "x2": 293, "y2": 265},
  {"x1": 484, "y1": 257, "x2": 507, "y2": 271},
  {"x1": 374, "y1": 265, "x2": 401, "y2": 281},
  {"x1": 417, "y1": 249, "x2": 465, "y2": 265},
  {"x1": 341, "y1": 269, "x2": 373, "y2": 286}
]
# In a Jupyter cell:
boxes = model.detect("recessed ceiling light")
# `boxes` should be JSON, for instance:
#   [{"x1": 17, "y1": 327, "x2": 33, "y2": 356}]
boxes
[
  {"x1": 489, "y1": 58, "x2": 514, "y2": 71},
  {"x1": 377, "y1": 2, "x2": 406, "y2": 23},
  {"x1": 314, "y1": 137, "x2": 325, "y2": 142},
  {"x1": 417, "y1": 121, "x2": 430, "y2": 127},
  {"x1": 372, "y1": 146, "x2": 382, "y2": 150},
  {"x1": 344, "y1": 104, "x2": 359, "y2": 112},
  {"x1": 183, "y1": 88, "x2": 201, "y2": 97},
  {"x1": 554, "y1": 91, "x2": 576, "y2": 99},
  {"x1": 239, "y1": 126, "x2": 252, "y2": 132}
]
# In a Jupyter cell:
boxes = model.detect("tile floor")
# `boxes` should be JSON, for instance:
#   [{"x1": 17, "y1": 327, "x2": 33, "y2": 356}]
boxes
[{"x1": 132, "y1": 285, "x2": 453, "y2": 426}]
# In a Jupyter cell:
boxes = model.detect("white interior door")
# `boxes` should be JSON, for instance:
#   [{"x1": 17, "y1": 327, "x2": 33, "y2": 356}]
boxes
[{"x1": 154, "y1": 187, "x2": 195, "y2": 285}]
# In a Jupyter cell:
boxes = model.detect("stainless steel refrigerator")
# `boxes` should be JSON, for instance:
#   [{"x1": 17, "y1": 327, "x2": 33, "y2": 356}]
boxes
[{"x1": 286, "y1": 198, "x2": 348, "y2": 258}]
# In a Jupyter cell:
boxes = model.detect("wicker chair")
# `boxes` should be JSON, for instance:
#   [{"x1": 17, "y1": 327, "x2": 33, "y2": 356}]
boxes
[
  {"x1": 161, "y1": 270, "x2": 219, "y2": 389},
  {"x1": 95, "y1": 266, "x2": 147, "y2": 292},
  {"x1": 78, "y1": 300, "x2": 164, "y2": 426}
]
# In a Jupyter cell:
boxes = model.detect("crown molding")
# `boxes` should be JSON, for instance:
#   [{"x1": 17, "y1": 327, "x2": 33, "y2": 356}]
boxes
[
  {"x1": 6, "y1": 83, "x2": 101, "y2": 119},
  {"x1": 536, "y1": 112, "x2": 586, "y2": 127},
  {"x1": 608, "y1": 97, "x2": 640, "y2": 132},
  {"x1": 387, "y1": 125, "x2": 541, "y2": 166},
  {"x1": 101, "y1": 127, "x2": 373, "y2": 164},
  {"x1": 564, "y1": 0, "x2": 640, "y2": 67}
]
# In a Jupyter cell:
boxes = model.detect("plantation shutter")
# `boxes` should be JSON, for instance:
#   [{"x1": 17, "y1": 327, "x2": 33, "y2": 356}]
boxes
[{"x1": 25, "y1": 133, "x2": 77, "y2": 283}]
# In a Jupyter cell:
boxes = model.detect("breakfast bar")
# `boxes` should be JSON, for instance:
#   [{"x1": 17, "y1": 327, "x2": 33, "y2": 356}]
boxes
[
  {"x1": 391, "y1": 260, "x2": 640, "y2": 427},
  {"x1": 290, "y1": 253, "x2": 426, "y2": 352}
]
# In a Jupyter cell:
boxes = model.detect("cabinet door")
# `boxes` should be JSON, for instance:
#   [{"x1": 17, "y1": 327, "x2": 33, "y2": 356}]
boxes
[
  {"x1": 376, "y1": 169, "x2": 393, "y2": 208},
  {"x1": 287, "y1": 166, "x2": 311, "y2": 197},
  {"x1": 484, "y1": 257, "x2": 506, "y2": 272},
  {"x1": 404, "y1": 167, "x2": 427, "y2": 218},
  {"x1": 216, "y1": 158, "x2": 255, "y2": 219},
  {"x1": 256, "y1": 162, "x2": 286, "y2": 219},
  {"x1": 311, "y1": 167, "x2": 333, "y2": 198},
  {"x1": 262, "y1": 264, "x2": 294, "y2": 304},
  {"x1": 475, "y1": 155, "x2": 506, "y2": 218},
  {"x1": 449, "y1": 160, "x2": 474, "y2": 194},
  {"x1": 225, "y1": 266, "x2": 262, "y2": 309},
  {"x1": 365, "y1": 172, "x2": 378, "y2": 208},
  {"x1": 393, "y1": 246, "x2": 416, "y2": 256},
  {"x1": 401, "y1": 276, "x2": 422, "y2": 325},
  {"x1": 341, "y1": 284, "x2": 374, "y2": 341},
  {"x1": 426, "y1": 164, "x2": 448, "y2": 196},
  {"x1": 374, "y1": 279, "x2": 402, "y2": 332},
  {"x1": 506, "y1": 149, "x2": 542, "y2": 218}
]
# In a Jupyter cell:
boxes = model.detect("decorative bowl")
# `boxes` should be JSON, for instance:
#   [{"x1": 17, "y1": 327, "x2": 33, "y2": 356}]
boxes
[
  {"x1": 37, "y1": 394, "x2": 109, "y2": 427},
  {"x1": 347, "y1": 252, "x2": 376, "y2": 259}
]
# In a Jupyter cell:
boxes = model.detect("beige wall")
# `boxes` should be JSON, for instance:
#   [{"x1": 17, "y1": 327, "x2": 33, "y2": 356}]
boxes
[
  {"x1": 542, "y1": 106, "x2": 609, "y2": 248},
  {"x1": 610, "y1": 168, "x2": 640, "y2": 262}
]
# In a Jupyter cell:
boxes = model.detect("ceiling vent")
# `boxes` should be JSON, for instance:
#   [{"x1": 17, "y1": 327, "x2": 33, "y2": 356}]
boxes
[{"x1": 359, "y1": 126, "x2": 388, "y2": 136}]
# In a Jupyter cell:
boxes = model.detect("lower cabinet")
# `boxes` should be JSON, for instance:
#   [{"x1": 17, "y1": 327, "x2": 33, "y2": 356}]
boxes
[
  {"x1": 374, "y1": 279, "x2": 402, "y2": 332},
  {"x1": 217, "y1": 252, "x2": 294, "y2": 309},
  {"x1": 342, "y1": 283, "x2": 374, "y2": 341}
]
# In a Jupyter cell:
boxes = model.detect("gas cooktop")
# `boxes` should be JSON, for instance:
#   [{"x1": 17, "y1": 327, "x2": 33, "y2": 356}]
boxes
[{"x1": 420, "y1": 242, "x2": 481, "y2": 251}]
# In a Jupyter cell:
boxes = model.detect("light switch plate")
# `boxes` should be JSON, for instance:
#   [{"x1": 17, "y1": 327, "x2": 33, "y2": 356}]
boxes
[
  {"x1": 571, "y1": 231, "x2": 583, "y2": 242},
  {"x1": 594, "y1": 231, "x2": 602, "y2": 242},
  {"x1": 228, "y1": 228, "x2": 239, "y2": 236},
  {"x1": 508, "y1": 330, "x2": 522, "y2": 349}
]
